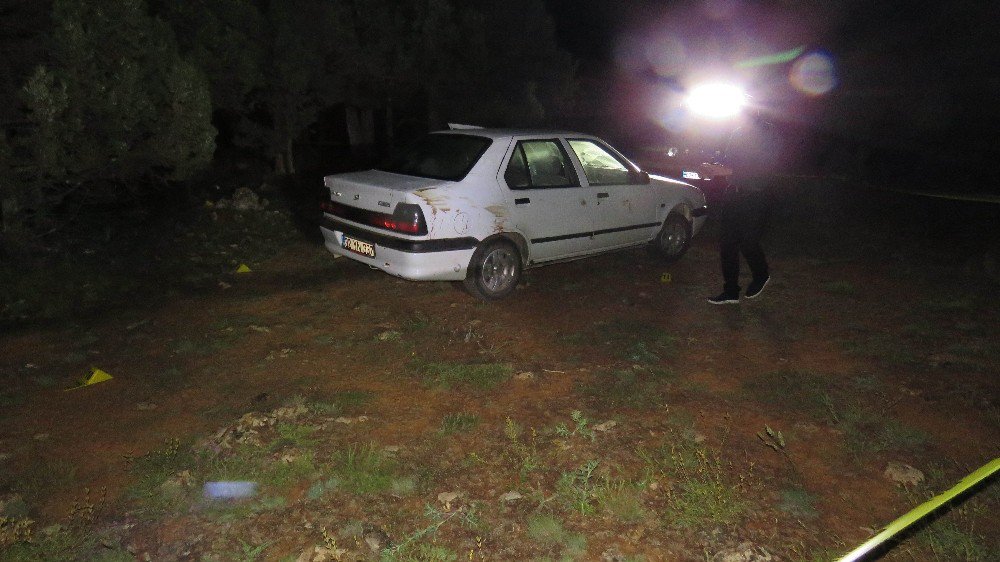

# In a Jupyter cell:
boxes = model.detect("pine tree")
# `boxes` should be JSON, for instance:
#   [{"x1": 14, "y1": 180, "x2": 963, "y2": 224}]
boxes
[{"x1": 4, "y1": 0, "x2": 215, "y2": 244}]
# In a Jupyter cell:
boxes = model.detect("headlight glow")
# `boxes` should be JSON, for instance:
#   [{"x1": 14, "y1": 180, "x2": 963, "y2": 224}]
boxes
[{"x1": 687, "y1": 83, "x2": 746, "y2": 119}]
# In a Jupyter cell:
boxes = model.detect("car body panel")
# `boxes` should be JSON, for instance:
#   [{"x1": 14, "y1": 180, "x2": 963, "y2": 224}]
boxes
[
  {"x1": 562, "y1": 138, "x2": 661, "y2": 251},
  {"x1": 493, "y1": 137, "x2": 599, "y2": 262},
  {"x1": 319, "y1": 128, "x2": 707, "y2": 283}
]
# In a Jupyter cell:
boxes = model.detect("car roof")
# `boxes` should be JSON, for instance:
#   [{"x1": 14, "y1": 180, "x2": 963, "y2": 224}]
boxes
[{"x1": 431, "y1": 128, "x2": 591, "y2": 140}]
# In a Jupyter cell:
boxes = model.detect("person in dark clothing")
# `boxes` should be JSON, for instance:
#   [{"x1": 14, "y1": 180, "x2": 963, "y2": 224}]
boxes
[{"x1": 706, "y1": 115, "x2": 781, "y2": 304}]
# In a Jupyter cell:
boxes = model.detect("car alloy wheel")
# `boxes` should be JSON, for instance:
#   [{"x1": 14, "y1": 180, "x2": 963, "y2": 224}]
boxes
[
  {"x1": 463, "y1": 240, "x2": 521, "y2": 300},
  {"x1": 652, "y1": 213, "x2": 691, "y2": 262}
]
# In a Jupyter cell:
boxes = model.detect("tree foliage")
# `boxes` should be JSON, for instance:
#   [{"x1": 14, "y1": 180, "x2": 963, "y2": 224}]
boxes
[
  {"x1": 0, "y1": 0, "x2": 577, "y2": 250},
  {"x1": 2, "y1": 0, "x2": 215, "y2": 244}
]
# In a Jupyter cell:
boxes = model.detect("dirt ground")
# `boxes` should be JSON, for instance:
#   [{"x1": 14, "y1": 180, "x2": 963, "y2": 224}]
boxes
[{"x1": 1, "y1": 183, "x2": 998, "y2": 561}]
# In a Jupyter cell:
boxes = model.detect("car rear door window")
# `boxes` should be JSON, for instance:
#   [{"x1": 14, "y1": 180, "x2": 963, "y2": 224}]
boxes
[
  {"x1": 504, "y1": 140, "x2": 578, "y2": 189},
  {"x1": 568, "y1": 139, "x2": 631, "y2": 186},
  {"x1": 378, "y1": 133, "x2": 492, "y2": 181}
]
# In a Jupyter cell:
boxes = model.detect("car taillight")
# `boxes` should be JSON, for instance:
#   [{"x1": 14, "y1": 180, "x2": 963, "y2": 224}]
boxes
[
  {"x1": 321, "y1": 199, "x2": 427, "y2": 236},
  {"x1": 380, "y1": 203, "x2": 427, "y2": 235}
]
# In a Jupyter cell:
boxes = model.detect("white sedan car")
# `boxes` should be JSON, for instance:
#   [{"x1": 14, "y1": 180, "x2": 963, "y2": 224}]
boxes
[{"x1": 320, "y1": 128, "x2": 707, "y2": 299}]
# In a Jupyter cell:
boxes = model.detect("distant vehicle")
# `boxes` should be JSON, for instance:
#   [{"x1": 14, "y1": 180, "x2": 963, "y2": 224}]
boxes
[
  {"x1": 630, "y1": 143, "x2": 731, "y2": 204},
  {"x1": 319, "y1": 128, "x2": 708, "y2": 299}
]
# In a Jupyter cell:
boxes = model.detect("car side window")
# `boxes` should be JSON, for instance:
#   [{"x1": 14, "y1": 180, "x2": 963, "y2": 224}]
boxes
[
  {"x1": 504, "y1": 140, "x2": 578, "y2": 190},
  {"x1": 568, "y1": 139, "x2": 631, "y2": 186}
]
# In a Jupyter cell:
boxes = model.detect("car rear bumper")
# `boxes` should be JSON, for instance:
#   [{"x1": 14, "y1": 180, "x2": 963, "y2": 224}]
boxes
[{"x1": 320, "y1": 217, "x2": 478, "y2": 282}]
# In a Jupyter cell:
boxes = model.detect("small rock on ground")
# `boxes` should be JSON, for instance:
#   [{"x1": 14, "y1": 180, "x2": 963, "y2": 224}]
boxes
[
  {"x1": 710, "y1": 541, "x2": 775, "y2": 562},
  {"x1": 884, "y1": 462, "x2": 924, "y2": 486}
]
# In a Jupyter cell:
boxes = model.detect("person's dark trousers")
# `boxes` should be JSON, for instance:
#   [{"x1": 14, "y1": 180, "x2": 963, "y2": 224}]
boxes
[{"x1": 719, "y1": 190, "x2": 770, "y2": 295}]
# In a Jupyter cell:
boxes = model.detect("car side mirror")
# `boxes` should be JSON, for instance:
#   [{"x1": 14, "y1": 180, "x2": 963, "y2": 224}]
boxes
[{"x1": 629, "y1": 170, "x2": 650, "y2": 184}]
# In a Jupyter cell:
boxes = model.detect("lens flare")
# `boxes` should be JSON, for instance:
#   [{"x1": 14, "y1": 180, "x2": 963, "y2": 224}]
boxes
[
  {"x1": 790, "y1": 52, "x2": 836, "y2": 96},
  {"x1": 687, "y1": 83, "x2": 746, "y2": 119},
  {"x1": 644, "y1": 34, "x2": 688, "y2": 77},
  {"x1": 204, "y1": 481, "x2": 258, "y2": 500}
]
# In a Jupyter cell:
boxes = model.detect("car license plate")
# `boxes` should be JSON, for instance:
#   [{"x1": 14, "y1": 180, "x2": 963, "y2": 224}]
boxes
[{"x1": 341, "y1": 235, "x2": 375, "y2": 258}]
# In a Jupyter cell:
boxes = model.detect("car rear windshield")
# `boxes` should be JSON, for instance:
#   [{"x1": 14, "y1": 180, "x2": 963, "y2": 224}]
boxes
[{"x1": 377, "y1": 133, "x2": 492, "y2": 181}]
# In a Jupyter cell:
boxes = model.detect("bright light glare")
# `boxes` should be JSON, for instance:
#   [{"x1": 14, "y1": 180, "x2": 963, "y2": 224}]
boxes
[
  {"x1": 687, "y1": 83, "x2": 746, "y2": 119},
  {"x1": 790, "y1": 52, "x2": 836, "y2": 95}
]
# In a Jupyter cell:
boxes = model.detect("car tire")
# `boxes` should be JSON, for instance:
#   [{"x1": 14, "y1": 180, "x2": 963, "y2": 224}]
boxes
[
  {"x1": 650, "y1": 213, "x2": 692, "y2": 262},
  {"x1": 463, "y1": 239, "x2": 522, "y2": 300}
]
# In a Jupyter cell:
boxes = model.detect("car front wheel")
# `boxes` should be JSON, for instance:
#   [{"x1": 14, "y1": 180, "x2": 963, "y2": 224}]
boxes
[
  {"x1": 463, "y1": 239, "x2": 522, "y2": 300},
  {"x1": 650, "y1": 213, "x2": 692, "y2": 262}
]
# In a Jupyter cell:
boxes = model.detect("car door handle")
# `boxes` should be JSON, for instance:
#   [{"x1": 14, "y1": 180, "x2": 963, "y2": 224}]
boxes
[
  {"x1": 597, "y1": 192, "x2": 609, "y2": 199},
  {"x1": 514, "y1": 197, "x2": 530, "y2": 205}
]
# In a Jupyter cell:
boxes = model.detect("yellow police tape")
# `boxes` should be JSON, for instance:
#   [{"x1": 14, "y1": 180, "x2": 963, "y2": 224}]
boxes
[{"x1": 837, "y1": 457, "x2": 1000, "y2": 562}]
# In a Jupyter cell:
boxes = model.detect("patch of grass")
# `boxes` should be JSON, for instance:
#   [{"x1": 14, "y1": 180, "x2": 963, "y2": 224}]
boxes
[
  {"x1": 668, "y1": 477, "x2": 749, "y2": 529},
  {"x1": 385, "y1": 543, "x2": 460, "y2": 561},
  {"x1": 526, "y1": 513, "x2": 587, "y2": 558},
  {"x1": 502, "y1": 418, "x2": 540, "y2": 479},
  {"x1": 837, "y1": 405, "x2": 928, "y2": 458},
  {"x1": 0, "y1": 390, "x2": 26, "y2": 410},
  {"x1": 273, "y1": 422, "x2": 318, "y2": 448},
  {"x1": 333, "y1": 443, "x2": 395, "y2": 494},
  {"x1": 125, "y1": 439, "x2": 196, "y2": 512},
  {"x1": 577, "y1": 367, "x2": 674, "y2": 409},
  {"x1": 526, "y1": 513, "x2": 568, "y2": 546},
  {"x1": 638, "y1": 437, "x2": 754, "y2": 529},
  {"x1": 742, "y1": 370, "x2": 837, "y2": 422},
  {"x1": 917, "y1": 517, "x2": 992, "y2": 561},
  {"x1": 416, "y1": 361, "x2": 513, "y2": 390},
  {"x1": 205, "y1": 446, "x2": 317, "y2": 493},
  {"x1": 553, "y1": 410, "x2": 596, "y2": 441},
  {"x1": 941, "y1": 339, "x2": 1000, "y2": 371},
  {"x1": 923, "y1": 297, "x2": 977, "y2": 313},
  {"x1": 851, "y1": 373, "x2": 881, "y2": 392},
  {"x1": 390, "y1": 476, "x2": 418, "y2": 496},
  {"x1": 585, "y1": 318, "x2": 679, "y2": 363},
  {"x1": 557, "y1": 460, "x2": 600, "y2": 515},
  {"x1": 374, "y1": 330, "x2": 402, "y2": 342},
  {"x1": 594, "y1": 479, "x2": 648, "y2": 523},
  {"x1": 297, "y1": 391, "x2": 373, "y2": 417},
  {"x1": 386, "y1": 503, "x2": 483, "y2": 560},
  {"x1": 557, "y1": 332, "x2": 586, "y2": 345},
  {"x1": 264, "y1": 452, "x2": 318, "y2": 489},
  {"x1": 333, "y1": 390, "x2": 373, "y2": 409},
  {"x1": 439, "y1": 412, "x2": 480, "y2": 435},
  {"x1": 233, "y1": 539, "x2": 273, "y2": 562},
  {"x1": 802, "y1": 548, "x2": 843, "y2": 562},
  {"x1": 621, "y1": 341, "x2": 660, "y2": 363},
  {"x1": 0, "y1": 523, "x2": 133, "y2": 561},
  {"x1": 778, "y1": 487, "x2": 819, "y2": 520},
  {"x1": 842, "y1": 334, "x2": 917, "y2": 364},
  {"x1": 306, "y1": 478, "x2": 339, "y2": 501},
  {"x1": 402, "y1": 310, "x2": 432, "y2": 331}
]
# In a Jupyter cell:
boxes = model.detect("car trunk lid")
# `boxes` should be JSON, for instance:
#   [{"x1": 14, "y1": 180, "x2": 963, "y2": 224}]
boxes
[{"x1": 323, "y1": 170, "x2": 449, "y2": 213}]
